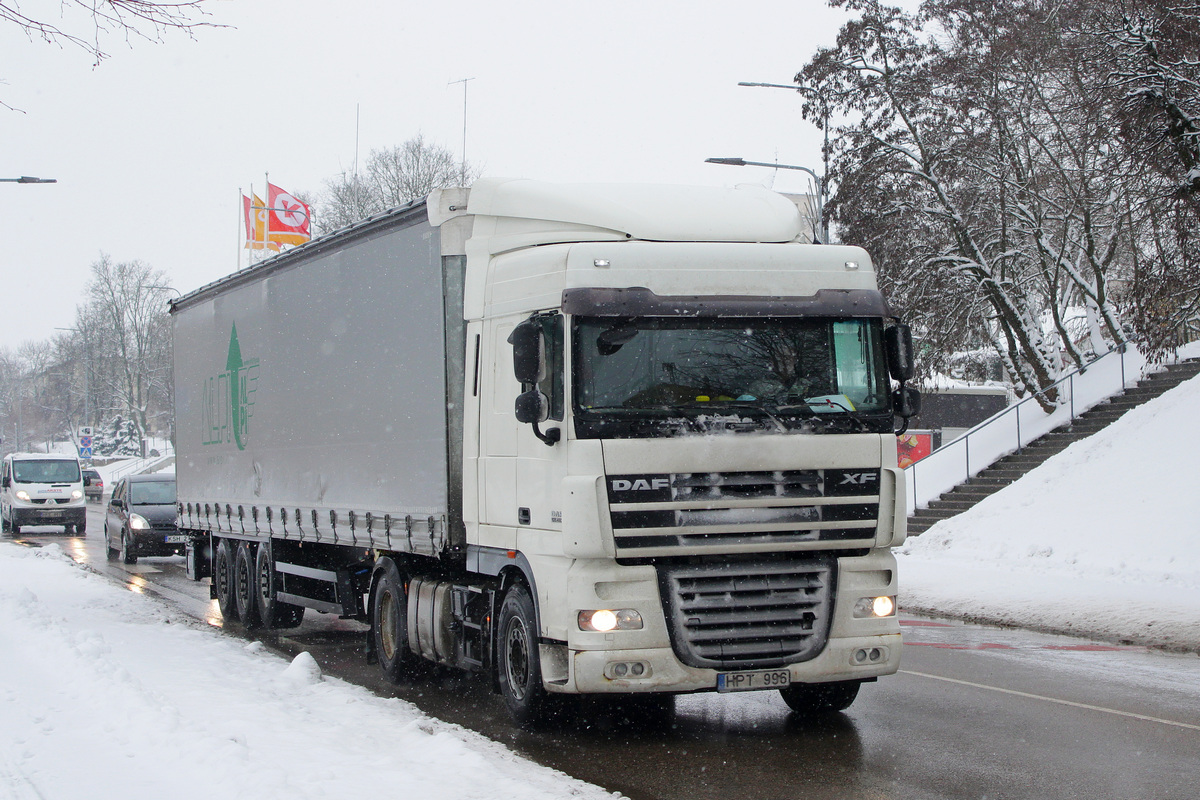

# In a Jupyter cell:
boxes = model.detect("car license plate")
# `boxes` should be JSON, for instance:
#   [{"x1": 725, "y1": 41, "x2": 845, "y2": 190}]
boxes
[
  {"x1": 717, "y1": 668, "x2": 792, "y2": 693},
  {"x1": 164, "y1": 534, "x2": 186, "y2": 544},
  {"x1": 40, "y1": 510, "x2": 63, "y2": 519}
]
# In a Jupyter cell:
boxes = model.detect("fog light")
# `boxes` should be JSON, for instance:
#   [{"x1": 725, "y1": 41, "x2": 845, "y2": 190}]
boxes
[
  {"x1": 604, "y1": 661, "x2": 653, "y2": 680},
  {"x1": 578, "y1": 608, "x2": 644, "y2": 632},
  {"x1": 854, "y1": 595, "x2": 896, "y2": 618}
]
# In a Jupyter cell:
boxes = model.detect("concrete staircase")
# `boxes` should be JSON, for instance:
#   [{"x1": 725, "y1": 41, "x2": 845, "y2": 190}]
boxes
[{"x1": 907, "y1": 357, "x2": 1200, "y2": 535}]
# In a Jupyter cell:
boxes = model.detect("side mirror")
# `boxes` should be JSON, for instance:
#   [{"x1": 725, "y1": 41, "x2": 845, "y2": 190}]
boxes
[
  {"x1": 515, "y1": 389, "x2": 549, "y2": 425},
  {"x1": 1, "y1": 476, "x2": 8, "y2": 488},
  {"x1": 892, "y1": 386, "x2": 922, "y2": 419},
  {"x1": 885, "y1": 324, "x2": 916, "y2": 383},
  {"x1": 508, "y1": 319, "x2": 544, "y2": 385}
]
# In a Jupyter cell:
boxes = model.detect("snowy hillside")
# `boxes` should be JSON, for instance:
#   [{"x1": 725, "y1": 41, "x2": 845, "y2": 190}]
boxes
[{"x1": 898, "y1": 366, "x2": 1200, "y2": 651}]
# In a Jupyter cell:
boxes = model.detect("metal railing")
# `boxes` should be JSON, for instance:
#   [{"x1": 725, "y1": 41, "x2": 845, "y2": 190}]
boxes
[{"x1": 905, "y1": 344, "x2": 1141, "y2": 512}]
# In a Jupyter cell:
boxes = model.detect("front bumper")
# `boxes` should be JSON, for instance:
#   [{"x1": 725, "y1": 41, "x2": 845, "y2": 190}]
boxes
[
  {"x1": 553, "y1": 632, "x2": 902, "y2": 695},
  {"x1": 130, "y1": 529, "x2": 186, "y2": 556},
  {"x1": 11, "y1": 505, "x2": 86, "y2": 528}
]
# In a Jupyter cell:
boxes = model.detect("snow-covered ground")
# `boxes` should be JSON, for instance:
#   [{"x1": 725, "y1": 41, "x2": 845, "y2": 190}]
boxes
[
  {"x1": 0, "y1": 543, "x2": 614, "y2": 799},
  {"x1": 898, "y1": 363, "x2": 1200, "y2": 652}
]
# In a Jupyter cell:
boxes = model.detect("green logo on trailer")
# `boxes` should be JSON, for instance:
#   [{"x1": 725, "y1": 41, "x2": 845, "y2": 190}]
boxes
[{"x1": 201, "y1": 324, "x2": 258, "y2": 450}]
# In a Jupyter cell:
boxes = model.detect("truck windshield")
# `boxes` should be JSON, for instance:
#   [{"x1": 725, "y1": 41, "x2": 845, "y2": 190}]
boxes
[
  {"x1": 573, "y1": 316, "x2": 892, "y2": 436},
  {"x1": 12, "y1": 460, "x2": 82, "y2": 484}
]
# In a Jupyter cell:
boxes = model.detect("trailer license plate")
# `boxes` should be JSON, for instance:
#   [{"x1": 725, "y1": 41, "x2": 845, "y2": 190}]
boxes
[
  {"x1": 164, "y1": 534, "x2": 186, "y2": 544},
  {"x1": 717, "y1": 669, "x2": 791, "y2": 693}
]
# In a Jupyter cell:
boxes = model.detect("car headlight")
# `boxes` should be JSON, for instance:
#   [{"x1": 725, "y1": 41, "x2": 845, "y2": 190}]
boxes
[
  {"x1": 129, "y1": 514, "x2": 151, "y2": 531},
  {"x1": 71, "y1": 490, "x2": 83, "y2": 500},
  {"x1": 578, "y1": 609, "x2": 644, "y2": 632},
  {"x1": 15, "y1": 490, "x2": 30, "y2": 502}
]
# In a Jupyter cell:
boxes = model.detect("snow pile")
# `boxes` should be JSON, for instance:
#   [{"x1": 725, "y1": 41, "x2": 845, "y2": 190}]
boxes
[
  {"x1": 898, "y1": 369, "x2": 1200, "y2": 651},
  {"x1": 0, "y1": 544, "x2": 616, "y2": 800}
]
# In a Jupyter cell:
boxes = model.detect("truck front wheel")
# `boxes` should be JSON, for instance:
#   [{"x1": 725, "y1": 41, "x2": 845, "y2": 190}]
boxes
[
  {"x1": 497, "y1": 583, "x2": 556, "y2": 728},
  {"x1": 372, "y1": 560, "x2": 416, "y2": 682},
  {"x1": 779, "y1": 680, "x2": 862, "y2": 715},
  {"x1": 214, "y1": 538, "x2": 239, "y2": 622}
]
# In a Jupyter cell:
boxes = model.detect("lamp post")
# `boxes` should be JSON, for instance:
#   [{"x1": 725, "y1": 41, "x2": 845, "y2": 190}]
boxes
[
  {"x1": 736, "y1": 81, "x2": 831, "y2": 243},
  {"x1": 705, "y1": 157, "x2": 826, "y2": 243}
]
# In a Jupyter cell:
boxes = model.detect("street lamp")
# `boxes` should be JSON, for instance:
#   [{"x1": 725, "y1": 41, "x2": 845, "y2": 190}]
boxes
[
  {"x1": 705, "y1": 157, "x2": 826, "y2": 243},
  {"x1": 0, "y1": 176, "x2": 57, "y2": 183},
  {"x1": 736, "y1": 81, "x2": 831, "y2": 243}
]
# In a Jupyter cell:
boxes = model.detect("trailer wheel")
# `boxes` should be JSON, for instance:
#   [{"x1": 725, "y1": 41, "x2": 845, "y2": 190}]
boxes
[
  {"x1": 779, "y1": 680, "x2": 862, "y2": 715},
  {"x1": 371, "y1": 560, "x2": 416, "y2": 682},
  {"x1": 254, "y1": 541, "x2": 304, "y2": 629},
  {"x1": 213, "y1": 538, "x2": 239, "y2": 622},
  {"x1": 497, "y1": 583, "x2": 556, "y2": 728},
  {"x1": 234, "y1": 542, "x2": 262, "y2": 629}
]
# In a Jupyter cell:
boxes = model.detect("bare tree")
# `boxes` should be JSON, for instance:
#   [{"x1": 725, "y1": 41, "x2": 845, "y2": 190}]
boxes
[
  {"x1": 2, "y1": 1, "x2": 216, "y2": 66},
  {"x1": 319, "y1": 135, "x2": 479, "y2": 231}
]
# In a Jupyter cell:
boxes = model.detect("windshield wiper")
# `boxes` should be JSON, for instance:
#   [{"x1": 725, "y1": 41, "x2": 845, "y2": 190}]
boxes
[{"x1": 702, "y1": 401, "x2": 789, "y2": 432}]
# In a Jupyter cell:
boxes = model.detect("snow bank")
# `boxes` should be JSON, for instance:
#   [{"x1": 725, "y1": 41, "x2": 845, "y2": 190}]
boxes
[
  {"x1": 898, "y1": 369, "x2": 1200, "y2": 652},
  {"x1": 0, "y1": 543, "x2": 616, "y2": 800}
]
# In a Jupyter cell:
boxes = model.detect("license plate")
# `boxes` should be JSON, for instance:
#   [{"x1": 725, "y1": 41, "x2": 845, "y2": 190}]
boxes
[
  {"x1": 40, "y1": 510, "x2": 64, "y2": 519},
  {"x1": 163, "y1": 534, "x2": 186, "y2": 544},
  {"x1": 717, "y1": 668, "x2": 792, "y2": 693}
]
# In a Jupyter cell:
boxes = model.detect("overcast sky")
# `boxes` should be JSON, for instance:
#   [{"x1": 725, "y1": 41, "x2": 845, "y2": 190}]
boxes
[{"x1": 1, "y1": 0, "x2": 849, "y2": 347}]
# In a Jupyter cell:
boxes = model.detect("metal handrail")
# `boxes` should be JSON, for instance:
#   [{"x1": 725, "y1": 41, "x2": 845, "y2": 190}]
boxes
[{"x1": 905, "y1": 343, "x2": 1133, "y2": 511}]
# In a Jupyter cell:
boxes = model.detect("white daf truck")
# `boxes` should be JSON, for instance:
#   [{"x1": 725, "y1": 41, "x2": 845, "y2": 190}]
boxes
[{"x1": 171, "y1": 178, "x2": 918, "y2": 726}]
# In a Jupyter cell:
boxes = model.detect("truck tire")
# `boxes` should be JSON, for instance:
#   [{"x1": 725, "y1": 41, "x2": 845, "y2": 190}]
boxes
[
  {"x1": 254, "y1": 541, "x2": 304, "y2": 629},
  {"x1": 371, "y1": 559, "x2": 416, "y2": 682},
  {"x1": 234, "y1": 542, "x2": 262, "y2": 629},
  {"x1": 497, "y1": 583, "x2": 556, "y2": 728},
  {"x1": 779, "y1": 680, "x2": 862, "y2": 715},
  {"x1": 213, "y1": 538, "x2": 239, "y2": 622}
]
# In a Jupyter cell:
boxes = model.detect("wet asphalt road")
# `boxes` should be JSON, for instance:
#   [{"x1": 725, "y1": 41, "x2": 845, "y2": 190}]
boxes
[{"x1": 10, "y1": 505, "x2": 1200, "y2": 800}]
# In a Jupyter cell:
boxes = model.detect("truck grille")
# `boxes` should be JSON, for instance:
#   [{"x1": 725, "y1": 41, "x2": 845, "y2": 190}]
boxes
[
  {"x1": 657, "y1": 557, "x2": 835, "y2": 670},
  {"x1": 607, "y1": 469, "x2": 880, "y2": 557}
]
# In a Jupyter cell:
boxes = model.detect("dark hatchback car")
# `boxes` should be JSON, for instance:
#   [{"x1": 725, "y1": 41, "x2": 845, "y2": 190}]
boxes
[{"x1": 105, "y1": 473, "x2": 182, "y2": 564}]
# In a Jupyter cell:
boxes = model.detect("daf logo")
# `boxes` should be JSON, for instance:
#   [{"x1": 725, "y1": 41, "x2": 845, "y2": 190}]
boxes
[
  {"x1": 839, "y1": 472, "x2": 878, "y2": 485},
  {"x1": 611, "y1": 478, "x2": 670, "y2": 492}
]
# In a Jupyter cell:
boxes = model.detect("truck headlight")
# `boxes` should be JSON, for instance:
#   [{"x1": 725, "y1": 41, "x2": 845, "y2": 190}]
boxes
[
  {"x1": 854, "y1": 595, "x2": 896, "y2": 618},
  {"x1": 15, "y1": 490, "x2": 30, "y2": 502},
  {"x1": 578, "y1": 608, "x2": 643, "y2": 632},
  {"x1": 129, "y1": 514, "x2": 151, "y2": 531},
  {"x1": 71, "y1": 490, "x2": 84, "y2": 500}
]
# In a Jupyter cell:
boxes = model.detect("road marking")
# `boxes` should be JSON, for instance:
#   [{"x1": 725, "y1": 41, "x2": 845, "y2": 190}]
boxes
[{"x1": 901, "y1": 669, "x2": 1200, "y2": 731}]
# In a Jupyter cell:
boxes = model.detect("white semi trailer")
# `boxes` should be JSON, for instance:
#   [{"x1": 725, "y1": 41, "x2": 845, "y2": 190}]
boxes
[{"x1": 171, "y1": 178, "x2": 919, "y2": 726}]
